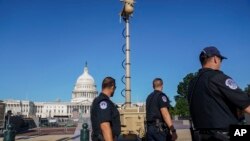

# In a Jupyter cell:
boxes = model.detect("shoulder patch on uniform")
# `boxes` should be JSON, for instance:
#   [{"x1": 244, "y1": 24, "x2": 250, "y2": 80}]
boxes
[
  {"x1": 162, "y1": 96, "x2": 167, "y2": 102},
  {"x1": 99, "y1": 101, "x2": 108, "y2": 109},
  {"x1": 225, "y1": 78, "x2": 238, "y2": 90}
]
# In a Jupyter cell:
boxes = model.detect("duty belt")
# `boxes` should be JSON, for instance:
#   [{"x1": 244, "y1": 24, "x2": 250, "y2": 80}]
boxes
[
  {"x1": 146, "y1": 121, "x2": 157, "y2": 126},
  {"x1": 197, "y1": 128, "x2": 229, "y2": 133},
  {"x1": 147, "y1": 119, "x2": 169, "y2": 133},
  {"x1": 198, "y1": 130, "x2": 228, "y2": 135},
  {"x1": 193, "y1": 129, "x2": 230, "y2": 141}
]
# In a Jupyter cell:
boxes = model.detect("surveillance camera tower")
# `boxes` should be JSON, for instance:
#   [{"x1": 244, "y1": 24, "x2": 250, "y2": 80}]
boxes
[
  {"x1": 119, "y1": 1, "x2": 146, "y2": 139},
  {"x1": 120, "y1": 0, "x2": 134, "y2": 108}
]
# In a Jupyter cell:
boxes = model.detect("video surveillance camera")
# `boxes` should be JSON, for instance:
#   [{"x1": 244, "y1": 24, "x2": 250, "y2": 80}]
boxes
[{"x1": 120, "y1": 0, "x2": 135, "y2": 18}]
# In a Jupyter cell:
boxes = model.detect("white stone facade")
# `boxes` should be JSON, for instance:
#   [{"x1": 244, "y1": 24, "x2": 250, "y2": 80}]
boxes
[
  {"x1": 34, "y1": 101, "x2": 92, "y2": 118},
  {"x1": 4, "y1": 100, "x2": 35, "y2": 118},
  {"x1": 3, "y1": 64, "x2": 97, "y2": 118},
  {"x1": 71, "y1": 64, "x2": 98, "y2": 103}
]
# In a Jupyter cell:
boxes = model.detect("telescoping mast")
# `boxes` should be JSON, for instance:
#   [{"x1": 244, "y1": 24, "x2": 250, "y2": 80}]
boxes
[{"x1": 119, "y1": 0, "x2": 146, "y2": 139}]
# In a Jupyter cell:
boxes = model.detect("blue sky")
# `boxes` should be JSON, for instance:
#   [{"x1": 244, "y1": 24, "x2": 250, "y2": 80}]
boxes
[{"x1": 0, "y1": 0, "x2": 250, "y2": 105}]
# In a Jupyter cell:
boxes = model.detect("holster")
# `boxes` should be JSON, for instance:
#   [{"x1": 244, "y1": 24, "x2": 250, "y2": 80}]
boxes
[{"x1": 155, "y1": 119, "x2": 169, "y2": 133}]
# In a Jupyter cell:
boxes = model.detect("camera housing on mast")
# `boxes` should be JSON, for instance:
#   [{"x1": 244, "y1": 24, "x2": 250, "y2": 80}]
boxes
[{"x1": 120, "y1": 0, "x2": 135, "y2": 19}]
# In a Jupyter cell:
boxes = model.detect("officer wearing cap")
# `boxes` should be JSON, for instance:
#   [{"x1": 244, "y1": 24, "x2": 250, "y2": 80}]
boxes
[
  {"x1": 91, "y1": 77, "x2": 121, "y2": 141},
  {"x1": 188, "y1": 46, "x2": 250, "y2": 141},
  {"x1": 146, "y1": 78, "x2": 177, "y2": 141}
]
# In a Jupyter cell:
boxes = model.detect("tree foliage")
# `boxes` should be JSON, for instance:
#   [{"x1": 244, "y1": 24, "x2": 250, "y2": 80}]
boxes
[
  {"x1": 174, "y1": 73, "x2": 196, "y2": 117},
  {"x1": 175, "y1": 73, "x2": 197, "y2": 101},
  {"x1": 168, "y1": 106, "x2": 176, "y2": 117},
  {"x1": 244, "y1": 84, "x2": 250, "y2": 95},
  {"x1": 175, "y1": 97, "x2": 189, "y2": 117}
]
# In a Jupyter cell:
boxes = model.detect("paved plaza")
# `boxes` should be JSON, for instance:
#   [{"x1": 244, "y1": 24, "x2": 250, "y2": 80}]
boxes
[
  {"x1": 0, "y1": 129, "x2": 191, "y2": 141},
  {"x1": 0, "y1": 119, "x2": 192, "y2": 141}
]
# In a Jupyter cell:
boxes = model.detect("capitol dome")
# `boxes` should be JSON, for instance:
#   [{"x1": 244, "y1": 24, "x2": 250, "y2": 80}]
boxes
[{"x1": 71, "y1": 63, "x2": 98, "y2": 103}]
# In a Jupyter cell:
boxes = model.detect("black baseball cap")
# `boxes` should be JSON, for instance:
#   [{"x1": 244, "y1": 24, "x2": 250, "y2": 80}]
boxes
[{"x1": 201, "y1": 46, "x2": 227, "y2": 59}]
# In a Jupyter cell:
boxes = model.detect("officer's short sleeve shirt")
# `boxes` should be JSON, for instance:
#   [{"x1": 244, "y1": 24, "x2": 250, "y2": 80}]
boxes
[
  {"x1": 96, "y1": 100, "x2": 112, "y2": 123},
  {"x1": 210, "y1": 72, "x2": 250, "y2": 110},
  {"x1": 157, "y1": 93, "x2": 170, "y2": 109}
]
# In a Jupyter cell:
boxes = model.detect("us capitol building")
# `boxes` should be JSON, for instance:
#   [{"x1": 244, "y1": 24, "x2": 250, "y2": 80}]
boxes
[{"x1": 3, "y1": 64, "x2": 98, "y2": 118}]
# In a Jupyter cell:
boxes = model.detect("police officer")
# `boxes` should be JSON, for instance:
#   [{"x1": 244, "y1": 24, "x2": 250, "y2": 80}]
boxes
[
  {"x1": 146, "y1": 78, "x2": 177, "y2": 141},
  {"x1": 91, "y1": 77, "x2": 121, "y2": 141},
  {"x1": 188, "y1": 46, "x2": 250, "y2": 141}
]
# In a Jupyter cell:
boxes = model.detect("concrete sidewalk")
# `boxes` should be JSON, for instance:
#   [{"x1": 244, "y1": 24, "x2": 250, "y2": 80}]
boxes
[
  {"x1": 0, "y1": 129, "x2": 191, "y2": 141},
  {"x1": 0, "y1": 134, "x2": 74, "y2": 141}
]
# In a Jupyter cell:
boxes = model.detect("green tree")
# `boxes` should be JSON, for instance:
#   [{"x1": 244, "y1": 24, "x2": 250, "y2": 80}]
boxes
[
  {"x1": 168, "y1": 105, "x2": 176, "y2": 117},
  {"x1": 175, "y1": 97, "x2": 189, "y2": 117},
  {"x1": 174, "y1": 73, "x2": 196, "y2": 117},
  {"x1": 244, "y1": 84, "x2": 250, "y2": 95}
]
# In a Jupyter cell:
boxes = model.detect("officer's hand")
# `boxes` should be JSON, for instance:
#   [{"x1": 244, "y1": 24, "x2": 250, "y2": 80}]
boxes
[{"x1": 171, "y1": 131, "x2": 177, "y2": 141}]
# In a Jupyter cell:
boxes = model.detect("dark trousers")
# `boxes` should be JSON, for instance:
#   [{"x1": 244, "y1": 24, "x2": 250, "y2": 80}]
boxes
[
  {"x1": 193, "y1": 130, "x2": 229, "y2": 141},
  {"x1": 146, "y1": 125, "x2": 171, "y2": 141}
]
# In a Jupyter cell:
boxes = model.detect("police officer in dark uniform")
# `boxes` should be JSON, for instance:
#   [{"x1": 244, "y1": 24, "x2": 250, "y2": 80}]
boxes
[
  {"x1": 91, "y1": 77, "x2": 121, "y2": 141},
  {"x1": 188, "y1": 46, "x2": 250, "y2": 141},
  {"x1": 146, "y1": 78, "x2": 177, "y2": 141}
]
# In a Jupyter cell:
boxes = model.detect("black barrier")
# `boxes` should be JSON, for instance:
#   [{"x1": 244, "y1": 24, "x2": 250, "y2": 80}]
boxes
[
  {"x1": 80, "y1": 123, "x2": 89, "y2": 141},
  {"x1": 3, "y1": 124, "x2": 16, "y2": 141}
]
